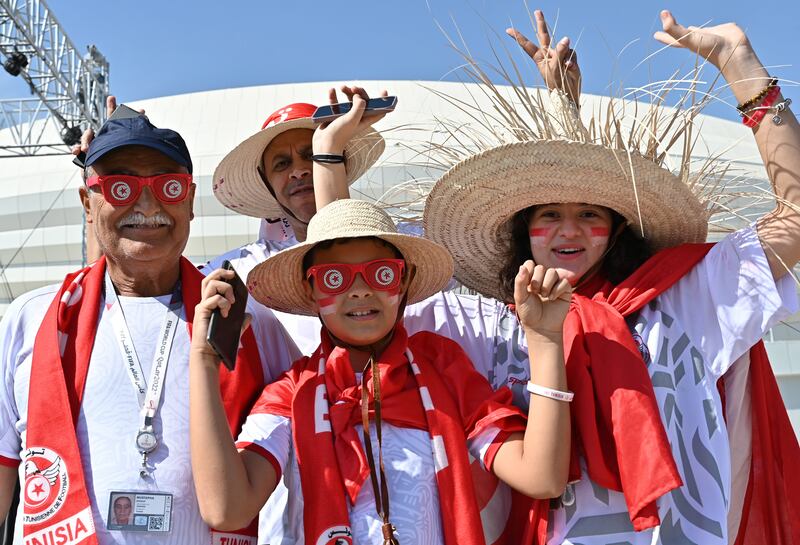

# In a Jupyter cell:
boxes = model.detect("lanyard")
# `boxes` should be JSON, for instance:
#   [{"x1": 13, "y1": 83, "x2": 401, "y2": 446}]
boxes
[{"x1": 104, "y1": 272, "x2": 182, "y2": 477}]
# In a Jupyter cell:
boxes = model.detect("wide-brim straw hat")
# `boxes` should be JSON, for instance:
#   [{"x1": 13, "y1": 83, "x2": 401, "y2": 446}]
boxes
[
  {"x1": 247, "y1": 199, "x2": 454, "y2": 316},
  {"x1": 213, "y1": 103, "x2": 386, "y2": 219},
  {"x1": 415, "y1": 46, "x2": 735, "y2": 301},
  {"x1": 425, "y1": 138, "x2": 708, "y2": 301}
]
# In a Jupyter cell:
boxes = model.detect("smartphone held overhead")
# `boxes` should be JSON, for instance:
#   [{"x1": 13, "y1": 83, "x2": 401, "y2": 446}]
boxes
[
  {"x1": 312, "y1": 96, "x2": 397, "y2": 124},
  {"x1": 107, "y1": 104, "x2": 142, "y2": 121},
  {"x1": 206, "y1": 261, "x2": 249, "y2": 371}
]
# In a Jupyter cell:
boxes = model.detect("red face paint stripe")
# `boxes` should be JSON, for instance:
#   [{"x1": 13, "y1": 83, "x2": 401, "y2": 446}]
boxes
[
  {"x1": 317, "y1": 296, "x2": 337, "y2": 307},
  {"x1": 591, "y1": 227, "x2": 610, "y2": 236},
  {"x1": 529, "y1": 228, "x2": 550, "y2": 236}
]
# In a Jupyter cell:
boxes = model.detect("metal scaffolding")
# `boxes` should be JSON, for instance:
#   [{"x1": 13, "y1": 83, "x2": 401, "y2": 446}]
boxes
[{"x1": 0, "y1": 0, "x2": 109, "y2": 157}]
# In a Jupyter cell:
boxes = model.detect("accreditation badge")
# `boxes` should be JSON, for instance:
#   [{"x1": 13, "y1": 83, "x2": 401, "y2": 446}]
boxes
[{"x1": 106, "y1": 491, "x2": 173, "y2": 533}]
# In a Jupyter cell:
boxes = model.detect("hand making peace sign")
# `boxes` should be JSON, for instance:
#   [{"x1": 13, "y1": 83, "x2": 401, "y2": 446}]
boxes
[{"x1": 506, "y1": 10, "x2": 581, "y2": 105}]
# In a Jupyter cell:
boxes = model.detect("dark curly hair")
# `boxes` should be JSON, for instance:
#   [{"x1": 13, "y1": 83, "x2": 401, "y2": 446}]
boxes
[{"x1": 498, "y1": 206, "x2": 654, "y2": 302}]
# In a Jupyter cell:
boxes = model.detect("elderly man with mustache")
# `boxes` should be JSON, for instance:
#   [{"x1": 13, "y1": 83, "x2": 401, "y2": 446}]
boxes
[{"x1": 0, "y1": 115, "x2": 298, "y2": 544}]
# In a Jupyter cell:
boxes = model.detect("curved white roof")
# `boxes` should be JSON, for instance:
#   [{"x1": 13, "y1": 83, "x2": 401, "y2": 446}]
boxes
[
  {"x1": 2, "y1": 80, "x2": 800, "y2": 433},
  {"x1": 0, "y1": 80, "x2": 772, "y2": 307}
]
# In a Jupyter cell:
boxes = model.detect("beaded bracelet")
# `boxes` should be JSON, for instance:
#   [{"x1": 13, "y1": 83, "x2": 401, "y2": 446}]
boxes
[
  {"x1": 742, "y1": 85, "x2": 781, "y2": 128},
  {"x1": 736, "y1": 77, "x2": 778, "y2": 114},
  {"x1": 526, "y1": 381, "x2": 575, "y2": 402}
]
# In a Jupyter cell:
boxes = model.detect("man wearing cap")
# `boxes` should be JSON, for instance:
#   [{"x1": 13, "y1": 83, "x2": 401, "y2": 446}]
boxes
[{"x1": 0, "y1": 116, "x2": 298, "y2": 544}]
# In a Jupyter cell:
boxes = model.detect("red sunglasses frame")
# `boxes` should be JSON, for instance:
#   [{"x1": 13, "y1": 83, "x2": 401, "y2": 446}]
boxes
[
  {"x1": 306, "y1": 258, "x2": 406, "y2": 295},
  {"x1": 86, "y1": 173, "x2": 193, "y2": 206}
]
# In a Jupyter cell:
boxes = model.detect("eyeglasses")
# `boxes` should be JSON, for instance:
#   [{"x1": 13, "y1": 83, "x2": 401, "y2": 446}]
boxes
[
  {"x1": 86, "y1": 173, "x2": 192, "y2": 206},
  {"x1": 306, "y1": 258, "x2": 405, "y2": 295}
]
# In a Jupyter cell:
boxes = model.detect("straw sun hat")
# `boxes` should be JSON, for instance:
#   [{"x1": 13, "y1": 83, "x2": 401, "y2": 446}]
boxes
[
  {"x1": 422, "y1": 81, "x2": 729, "y2": 301},
  {"x1": 247, "y1": 199, "x2": 454, "y2": 316},
  {"x1": 213, "y1": 103, "x2": 386, "y2": 219}
]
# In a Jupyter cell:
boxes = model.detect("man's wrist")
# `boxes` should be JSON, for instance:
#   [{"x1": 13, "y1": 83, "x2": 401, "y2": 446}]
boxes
[
  {"x1": 313, "y1": 147, "x2": 345, "y2": 156},
  {"x1": 312, "y1": 136, "x2": 345, "y2": 156}
]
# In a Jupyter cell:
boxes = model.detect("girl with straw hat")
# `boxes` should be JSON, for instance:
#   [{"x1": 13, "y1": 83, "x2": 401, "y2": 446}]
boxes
[
  {"x1": 189, "y1": 198, "x2": 575, "y2": 544},
  {"x1": 292, "y1": 8, "x2": 800, "y2": 545},
  {"x1": 416, "y1": 9, "x2": 800, "y2": 545}
]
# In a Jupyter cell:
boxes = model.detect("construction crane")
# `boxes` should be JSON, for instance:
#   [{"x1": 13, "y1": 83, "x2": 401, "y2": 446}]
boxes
[{"x1": 0, "y1": 0, "x2": 109, "y2": 157}]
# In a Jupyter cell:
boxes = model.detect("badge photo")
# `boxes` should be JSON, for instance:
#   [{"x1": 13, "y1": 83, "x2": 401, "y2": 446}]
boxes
[{"x1": 107, "y1": 491, "x2": 173, "y2": 533}]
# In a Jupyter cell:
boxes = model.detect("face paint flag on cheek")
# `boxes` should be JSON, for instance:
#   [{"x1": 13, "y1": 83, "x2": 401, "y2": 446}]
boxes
[
  {"x1": 529, "y1": 227, "x2": 550, "y2": 247},
  {"x1": 590, "y1": 227, "x2": 610, "y2": 247},
  {"x1": 318, "y1": 296, "x2": 338, "y2": 316}
]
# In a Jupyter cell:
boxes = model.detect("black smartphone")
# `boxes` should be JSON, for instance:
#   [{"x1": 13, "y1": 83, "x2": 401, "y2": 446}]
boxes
[
  {"x1": 206, "y1": 261, "x2": 249, "y2": 371},
  {"x1": 312, "y1": 96, "x2": 397, "y2": 124},
  {"x1": 73, "y1": 104, "x2": 143, "y2": 168}
]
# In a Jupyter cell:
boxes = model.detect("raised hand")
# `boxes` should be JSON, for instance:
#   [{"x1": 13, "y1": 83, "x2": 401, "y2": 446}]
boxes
[
  {"x1": 507, "y1": 10, "x2": 581, "y2": 104},
  {"x1": 654, "y1": 10, "x2": 754, "y2": 72},
  {"x1": 312, "y1": 85, "x2": 392, "y2": 155},
  {"x1": 653, "y1": 10, "x2": 771, "y2": 106},
  {"x1": 191, "y1": 267, "x2": 250, "y2": 361},
  {"x1": 71, "y1": 95, "x2": 148, "y2": 157},
  {"x1": 514, "y1": 261, "x2": 571, "y2": 340}
]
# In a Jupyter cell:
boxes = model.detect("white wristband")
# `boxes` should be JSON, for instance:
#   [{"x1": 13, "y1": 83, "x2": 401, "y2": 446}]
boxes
[{"x1": 526, "y1": 381, "x2": 574, "y2": 402}]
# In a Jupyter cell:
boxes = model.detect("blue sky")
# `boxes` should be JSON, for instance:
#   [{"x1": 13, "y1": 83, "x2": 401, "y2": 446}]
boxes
[{"x1": 2, "y1": 0, "x2": 798, "y2": 121}]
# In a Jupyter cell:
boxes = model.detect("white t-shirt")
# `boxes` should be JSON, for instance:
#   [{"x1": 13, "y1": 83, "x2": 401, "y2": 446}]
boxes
[
  {"x1": 0, "y1": 282, "x2": 300, "y2": 545},
  {"x1": 404, "y1": 226, "x2": 798, "y2": 545},
  {"x1": 236, "y1": 414, "x2": 500, "y2": 545},
  {"x1": 203, "y1": 225, "x2": 324, "y2": 357},
  {"x1": 203, "y1": 219, "x2": 299, "y2": 278}
]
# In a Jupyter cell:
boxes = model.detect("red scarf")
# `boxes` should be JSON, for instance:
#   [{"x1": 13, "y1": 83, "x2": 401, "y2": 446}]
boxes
[
  {"x1": 732, "y1": 341, "x2": 800, "y2": 545},
  {"x1": 251, "y1": 325, "x2": 527, "y2": 545},
  {"x1": 24, "y1": 256, "x2": 264, "y2": 543},
  {"x1": 529, "y1": 242, "x2": 800, "y2": 544}
]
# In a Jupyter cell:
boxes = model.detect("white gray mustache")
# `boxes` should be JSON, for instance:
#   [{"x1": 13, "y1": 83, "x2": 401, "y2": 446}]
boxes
[{"x1": 116, "y1": 212, "x2": 173, "y2": 228}]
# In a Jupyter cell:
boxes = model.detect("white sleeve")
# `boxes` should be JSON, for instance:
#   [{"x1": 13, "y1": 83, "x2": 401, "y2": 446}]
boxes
[
  {"x1": 246, "y1": 298, "x2": 302, "y2": 384},
  {"x1": 0, "y1": 287, "x2": 56, "y2": 461},
  {"x1": 202, "y1": 241, "x2": 281, "y2": 281},
  {"x1": 0, "y1": 304, "x2": 21, "y2": 461},
  {"x1": 404, "y1": 292, "x2": 506, "y2": 379},
  {"x1": 235, "y1": 413, "x2": 292, "y2": 476},
  {"x1": 467, "y1": 425, "x2": 502, "y2": 471},
  {"x1": 660, "y1": 225, "x2": 799, "y2": 378},
  {"x1": 200, "y1": 246, "x2": 249, "y2": 278}
]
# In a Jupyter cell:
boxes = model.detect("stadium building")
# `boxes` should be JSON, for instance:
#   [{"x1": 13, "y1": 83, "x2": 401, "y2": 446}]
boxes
[{"x1": 1, "y1": 80, "x2": 798, "y2": 431}]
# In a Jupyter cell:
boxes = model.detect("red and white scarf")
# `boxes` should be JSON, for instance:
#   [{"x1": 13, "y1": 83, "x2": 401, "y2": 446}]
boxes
[
  {"x1": 24, "y1": 256, "x2": 264, "y2": 544},
  {"x1": 250, "y1": 324, "x2": 527, "y2": 545}
]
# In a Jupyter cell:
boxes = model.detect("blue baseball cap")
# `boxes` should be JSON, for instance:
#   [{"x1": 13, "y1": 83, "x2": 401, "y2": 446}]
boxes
[{"x1": 85, "y1": 116, "x2": 193, "y2": 173}]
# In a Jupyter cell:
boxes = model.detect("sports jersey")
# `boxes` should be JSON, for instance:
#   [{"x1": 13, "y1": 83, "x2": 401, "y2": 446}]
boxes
[{"x1": 238, "y1": 327, "x2": 527, "y2": 545}]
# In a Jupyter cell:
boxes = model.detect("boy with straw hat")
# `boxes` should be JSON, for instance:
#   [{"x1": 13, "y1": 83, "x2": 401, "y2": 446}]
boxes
[{"x1": 189, "y1": 198, "x2": 574, "y2": 544}]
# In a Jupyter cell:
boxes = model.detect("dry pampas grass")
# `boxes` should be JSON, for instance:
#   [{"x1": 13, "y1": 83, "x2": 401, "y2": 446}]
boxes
[{"x1": 375, "y1": 13, "x2": 793, "y2": 247}]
